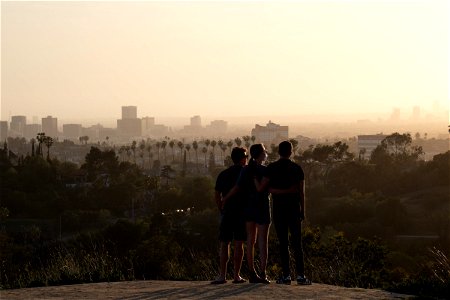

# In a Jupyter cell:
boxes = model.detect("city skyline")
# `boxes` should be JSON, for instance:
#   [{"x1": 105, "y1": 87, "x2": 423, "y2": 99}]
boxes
[
  {"x1": 2, "y1": 101, "x2": 447, "y2": 126},
  {"x1": 2, "y1": 1, "x2": 448, "y2": 121},
  {"x1": 2, "y1": 103, "x2": 448, "y2": 144}
]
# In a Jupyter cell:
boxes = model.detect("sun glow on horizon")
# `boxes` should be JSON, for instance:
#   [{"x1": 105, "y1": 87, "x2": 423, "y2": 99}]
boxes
[{"x1": 1, "y1": 1, "x2": 448, "y2": 121}]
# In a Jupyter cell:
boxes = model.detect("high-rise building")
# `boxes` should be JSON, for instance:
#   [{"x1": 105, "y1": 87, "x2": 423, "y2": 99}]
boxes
[
  {"x1": 150, "y1": 124, "x2": 169, "y2": 137},
  {"x1": 183, "y1": 115, "x2": 203, "y2": 134},
  {"x1": 251, "y1": 121, "x2": 288, "y2": 145},
  {"x1": 206, "y1": 120, "x2": 227, "y2": 134},
  {"x1": 142, "y1": 117, "x2": 155, "y2": 133},
  {"x1": 0, "y1": 121, "x2": 8, "y2": 141},
  {"x1": 25, "y1": 124, "x2": 41, "y2": 140},
  {"x1": 117, "y1": 119, "x2": 142, "y2": 137},
  {"x1": 42, "y1": 116, "x2": 58, "y2": 138},
  {"x1": 10, "y1": 115, "x2": 27, "y2": 136},
  {"x1": 63, "y1": 124, "x2": 82, "y2": 140},
  {"x1": 99, "y1": 128, "x2": 117, "y2": 141},
  {"x1": 118, "y1": 106, "x2": 141, "y2": 138},
  {"x1": 190, "y1": 115, "x2": 202, "y2": 128},
  {"x1": 122, "y1": 106, "x2": 137, "y2": 119}
]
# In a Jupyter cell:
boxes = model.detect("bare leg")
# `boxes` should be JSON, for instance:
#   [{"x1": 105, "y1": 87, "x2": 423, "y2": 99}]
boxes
[
  {"x1": 233, "y1": 241, "x2": 244, "y2": 281},
  {"x1": 257, "y1": 223, "x2": 270, "y2": 276},
  {"x1": 218, "y1": 241, "x2": 230, "y2": 281},
  {"x1": 246, "y1": 222, "x2": 257, "y2": 274}
]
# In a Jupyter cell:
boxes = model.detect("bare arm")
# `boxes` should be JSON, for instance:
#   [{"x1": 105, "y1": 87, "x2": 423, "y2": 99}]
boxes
[
  {"x1": 221, "y1": 185, "x2": 240, "y2": 209},
  {"x1": 214, "y1": 191, "x2": 222, "y2": 212},
  {"x1": 269, "y1": 184, "x2": 299, "y2": 194},
  {"x1": 299, "y1": 180, "x2": 305, "y2": 220}
]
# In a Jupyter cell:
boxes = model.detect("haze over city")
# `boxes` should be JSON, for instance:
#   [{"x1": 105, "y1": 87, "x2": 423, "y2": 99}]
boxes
[
  {"x1": 1, "y1": 0, "x2": 448, "y2": 132},
  {"x1": 1, "y1": 2, "x2": 449, "y2": 297}
]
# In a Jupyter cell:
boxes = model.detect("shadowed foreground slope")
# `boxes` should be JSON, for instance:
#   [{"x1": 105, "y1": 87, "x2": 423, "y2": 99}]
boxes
[{"x1": 1, "y1": 280, "x2": 414, "y2": 299}]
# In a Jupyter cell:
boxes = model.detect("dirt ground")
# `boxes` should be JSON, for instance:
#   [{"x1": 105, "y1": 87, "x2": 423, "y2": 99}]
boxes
[{"x1": 0, "y1": 280, "x2": 414, "y2": 300}]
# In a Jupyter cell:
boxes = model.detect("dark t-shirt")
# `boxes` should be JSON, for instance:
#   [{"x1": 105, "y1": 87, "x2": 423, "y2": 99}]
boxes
[
  {"x1": 215, "y1": 164, "x2": 244, "y2": 213},
  {"x1": 237, "y1": 163, "x2": 271, "y2": 224},
  {"x1": 265, "y1": 158, "x2": 304, "y2": 202},
  {"x1": 237, "y1": 164, "x2": 268, "y2": 200}
]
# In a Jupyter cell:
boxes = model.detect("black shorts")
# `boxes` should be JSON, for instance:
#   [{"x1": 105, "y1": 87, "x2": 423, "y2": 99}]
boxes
[
  {"x1": 219, "y1": 212, "x2": 247, "y2": 242},
  {"x1": 245, "y1": 206, "x2": 271, "y2": 225},
  {"x1": 245, "y1": 195, "x2": 271, "y2": 225}
]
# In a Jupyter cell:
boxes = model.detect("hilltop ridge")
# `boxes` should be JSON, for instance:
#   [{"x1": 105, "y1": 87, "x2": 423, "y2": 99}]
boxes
[{"x1": 1, "y1": 280, "x2": 414, "y2": 299}]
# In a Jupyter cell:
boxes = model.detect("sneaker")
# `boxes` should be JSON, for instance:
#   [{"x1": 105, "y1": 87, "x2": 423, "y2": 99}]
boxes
[
  {"x1": 276, "y1": 275, "x2": 291, "y2": 285},
  {"x1": 260, "y1": 276, "x2": 271, "y2": 284},
  {"x1": 296, "y1": 275, "x2": 312, "y2": 285},
  {"x1": 248, "y1": 272, "x2": 263, "y2": 283}
]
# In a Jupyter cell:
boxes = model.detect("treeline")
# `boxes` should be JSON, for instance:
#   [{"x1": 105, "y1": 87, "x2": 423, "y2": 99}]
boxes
[{"x1": 0, "y1": 132, "x2": 448, "y2": 298}]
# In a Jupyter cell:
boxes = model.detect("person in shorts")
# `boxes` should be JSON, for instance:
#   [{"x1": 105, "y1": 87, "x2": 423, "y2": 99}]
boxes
[
  {"x1": 211, "y1": 147, "x2": 248, "y2": 284},
  {"x1": 236, "y1": 143, "x2": 271, "y2": 283}
]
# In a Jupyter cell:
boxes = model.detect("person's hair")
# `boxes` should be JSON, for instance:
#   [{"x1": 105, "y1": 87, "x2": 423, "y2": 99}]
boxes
[
  {"x1": 278, "y1": 141, "x2": 292, "y2": 158},
  {"x1": 231, "y1": 147, "x2": 247, "y2": 164},
  {"x1": 248, "y1": 144, "x2": 265, "y2": 168},
  {"x1": 248, "y1": 144, "x2": 266, "y2": 176}
]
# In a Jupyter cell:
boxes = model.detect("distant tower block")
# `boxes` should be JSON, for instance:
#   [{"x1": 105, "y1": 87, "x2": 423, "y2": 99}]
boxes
[
  {"x1": 122, "y1": 106, "x2": 138, "y2": 119},
  {"x1": 42, "y1": 116, "x2": 58, "y2": 138},
  {"x1": 190, "y1": 115, "x2": 202, "y2": 128}
]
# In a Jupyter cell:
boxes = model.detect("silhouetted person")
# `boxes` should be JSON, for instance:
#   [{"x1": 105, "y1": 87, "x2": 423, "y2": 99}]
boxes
[
  {"x1": 223, "y1": 143, "x2": 271, "y2": 283},
  {"x1": 211, "y1": 147, "x2": 248, "y2": 284},
  {"x1": 257, "y1": 141, "x2": 311, "y2": 285}
]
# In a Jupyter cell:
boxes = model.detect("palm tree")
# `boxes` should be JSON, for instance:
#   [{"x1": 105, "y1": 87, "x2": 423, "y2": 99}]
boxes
[
  {"x1": 147, "y1": 145, "x2": 153, "y2": 168},
  {"x1": 234, "y1": 137, "x2": 242, "y2": 147},
  {"x1": 131, "y1": 140, "x2": 137, "y2": 163},
  {"x1": 139, "y1": 150, "x2": 145, "y2": 167},
  {"x1": 220, "y1": 144, "x2": 227, "y2": 164},
  {"x1": 210, "y1": 140, "x2": 217, "y2": 160},
  {"x1": 161, "y1": 140, "x2": 167, "y2": 165},
  {"x1": 139, "y1": 140, "x2": 146, "y2": 152},
  {"x1": 79, "y1": 135, "x2": 89, "y2": 145},
  {"x1": 177, "y1": 141, "x2": 184, "y2": 162},
  {"x1": 139, "y1": 141, "x2": 146, "y2": 166},
  {"x1": 202, "y1": 146, "x2": 208, "y2": 168},
  {"x1": 227, "y1": 140, "x2": 233, "y2": 156},
  {"x1": 155, "y1": 141, "x2": 161, "y2": 161},
  {"x1": 118, "y1": 146, "x2": 126, "y2": 162},
  {"x1": 251, "y1": 135, "x2": 256, "y2": 144},
  {"x1": 204, "y1": 139, "x2": 211, "y2": 151},
  {"x1": 43, "y1": 136, "x2": 54, "y2": 161},
  {"x1": 30, "y1": 138, "x2": 36, "y2": 157},
  {"x1": 169, "y1": 140, "x2": 176, "y2": 162},
  {"x1": 242, "y1": 135, "x2": 251, "y2": 146},
  {"x1": 37, "y1": 132, "x2": 46, "y2": 156},
  {"x1": 185, "y1": 144, "x2": 191, "y2": 162},
  {"x1": 192, "y1": 141, "x2": 199, "y2": 171},
  {"x1": 218, "y1": 140, "x2": 224, "y2": 161},
  {"x1": 125, "y1": 146, "x2": 131, "y2": 162}
]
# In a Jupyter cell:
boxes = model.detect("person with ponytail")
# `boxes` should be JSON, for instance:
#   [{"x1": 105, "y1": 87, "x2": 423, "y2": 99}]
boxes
[{"x1": 222, "y1": 143, "x2": 271, "y2": 283}]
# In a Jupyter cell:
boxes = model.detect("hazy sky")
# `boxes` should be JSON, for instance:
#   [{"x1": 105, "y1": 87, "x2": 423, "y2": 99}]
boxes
[{"x1": 1, "y1": 1, "x2": 448, "y2": 122}]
